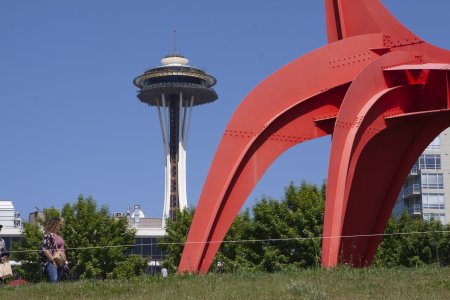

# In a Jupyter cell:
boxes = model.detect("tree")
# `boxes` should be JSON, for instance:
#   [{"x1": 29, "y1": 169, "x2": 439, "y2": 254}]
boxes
[
  {"x1": 106, "y1": 254, "x2": 148, "y2": 279},
  {"x1": 14, "y1": 195, "x2": 146, "y2": 280},
  {"x1": 374, "y1": 212, "x2": 447, "y2": 267},
  {"x1": 162, "y1": 181, "x2": 326, "y2": 272},
  {"x1": 243, "y1": 181, "x2": 325, "y2": 271},
  {"x1": 214, "y1": 209, "x2": 256, "y2": 272},
  {"x1": 12, "y1": 223, "x2": 44, "y2": 282},
  {"x1": 61, "y1": 195, "x2": 141, "y2": 279},
  {"x1": 159, "y1": 207, "x2": 195, "y2": 273}
]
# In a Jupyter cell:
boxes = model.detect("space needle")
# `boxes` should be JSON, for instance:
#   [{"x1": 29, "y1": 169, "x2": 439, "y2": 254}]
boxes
[{"x1": 133, "y1": 33, "x2": 217, "y2": 226}]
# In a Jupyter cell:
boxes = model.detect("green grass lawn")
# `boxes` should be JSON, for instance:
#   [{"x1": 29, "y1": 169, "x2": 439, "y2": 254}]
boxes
[{"x1": 1, "y1": 266, "x2": 449, "y2": 299}]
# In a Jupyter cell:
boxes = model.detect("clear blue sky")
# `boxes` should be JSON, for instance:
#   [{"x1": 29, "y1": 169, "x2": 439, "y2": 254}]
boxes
[{"x1": 1, "y1": 1, "x2": 449, "y2": 219}]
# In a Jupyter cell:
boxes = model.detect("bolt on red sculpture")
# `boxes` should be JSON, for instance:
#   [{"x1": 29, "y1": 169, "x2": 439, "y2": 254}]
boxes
[{"x1": 179, "y1": 0, "x2": 450, "y2": 273}]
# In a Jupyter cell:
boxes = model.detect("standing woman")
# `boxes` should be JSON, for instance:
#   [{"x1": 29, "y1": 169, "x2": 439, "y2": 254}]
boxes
[{"x1": 39, "y1": 217, "x2": 68, "y2": 283}]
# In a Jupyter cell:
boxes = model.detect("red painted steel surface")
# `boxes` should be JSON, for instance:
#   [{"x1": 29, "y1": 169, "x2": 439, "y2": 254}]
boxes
[{"x1": 179, "y1": 0, "x2": 450, "y2": 273}]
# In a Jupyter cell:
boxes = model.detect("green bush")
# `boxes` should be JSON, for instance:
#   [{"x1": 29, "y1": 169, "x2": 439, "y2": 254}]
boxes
[{"x1": 107, "y1": 255, "x2": 149, "y2": 279}]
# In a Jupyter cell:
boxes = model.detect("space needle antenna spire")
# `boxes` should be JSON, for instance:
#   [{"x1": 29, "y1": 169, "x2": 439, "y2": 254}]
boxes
[{"x1": 173, "y1": 27, "x2": 177, "y2": 54}]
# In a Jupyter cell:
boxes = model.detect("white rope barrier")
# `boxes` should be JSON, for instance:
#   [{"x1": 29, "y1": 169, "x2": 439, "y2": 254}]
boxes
[{"x1": 6, "y1": 229, "x2": 450, "y2": 254}]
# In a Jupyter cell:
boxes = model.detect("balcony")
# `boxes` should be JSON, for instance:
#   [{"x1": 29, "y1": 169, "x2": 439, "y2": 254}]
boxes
[
  {"x1": 403, "y1": 184, "x2": 421, "y2": 198},
  {"x1": 408, "y1": 165, "x2": 418, "y2": 176},
  {"x1": 408, "y1": 203, "x2": 422, "y2": 215}
]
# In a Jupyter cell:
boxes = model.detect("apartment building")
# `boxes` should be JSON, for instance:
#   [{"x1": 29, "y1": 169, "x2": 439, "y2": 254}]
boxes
[{"x1": 393, "y1": 128, "x2": 450, "y2": 224}]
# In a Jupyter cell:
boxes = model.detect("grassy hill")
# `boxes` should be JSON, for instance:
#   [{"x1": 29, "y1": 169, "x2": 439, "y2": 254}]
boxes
[{"x1": 1, "y1": 266, "x2": 449, "y2": 299}]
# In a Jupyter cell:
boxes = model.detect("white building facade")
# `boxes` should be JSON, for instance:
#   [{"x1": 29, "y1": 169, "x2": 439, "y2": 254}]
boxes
[
  {"x1": 0, "y1": 200, "x2": 23, "y2": 254},
  {"x1": 119, "y1": 204, "x2": 166, "y2": 261},
  {"x1": 393, "y1": 128, "x2": 450, "y2": 224}
]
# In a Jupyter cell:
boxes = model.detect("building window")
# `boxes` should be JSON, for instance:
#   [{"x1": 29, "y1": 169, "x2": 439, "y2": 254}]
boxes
[
  {"x1": 419, "y1": 154, "x2": 441, "y2": 170},
  {"x1": 126, "y1": 237, "x2": 166, "y2": 260},
  {"x1": 422, "y1": 193, "x2": 445, "y2": 209},
  {"x1": 423, "y1": 213, "x2": 445, "y2": 224},
  {"x1": 421, "y1": 173, "x2": 444, "y2": 189},
  {"x1": 426, "y1": 136, "x2": 440, "y2": 150}
]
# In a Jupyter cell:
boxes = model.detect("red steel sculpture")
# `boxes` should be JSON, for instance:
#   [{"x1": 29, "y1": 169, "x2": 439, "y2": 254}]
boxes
[{"x1": 179, "y1": 0, "x2": 450, "y2": 273}]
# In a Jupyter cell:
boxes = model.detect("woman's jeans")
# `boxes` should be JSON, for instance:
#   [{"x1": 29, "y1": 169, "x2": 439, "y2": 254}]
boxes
[{"x1": 46, "y1": 263, "x2": 63, "y2": 283}]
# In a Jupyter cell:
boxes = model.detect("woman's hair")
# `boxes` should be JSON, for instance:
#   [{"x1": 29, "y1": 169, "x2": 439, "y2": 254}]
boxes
[{"x1": 45, "y1": 217, "x2": 62, "y2": 234}]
